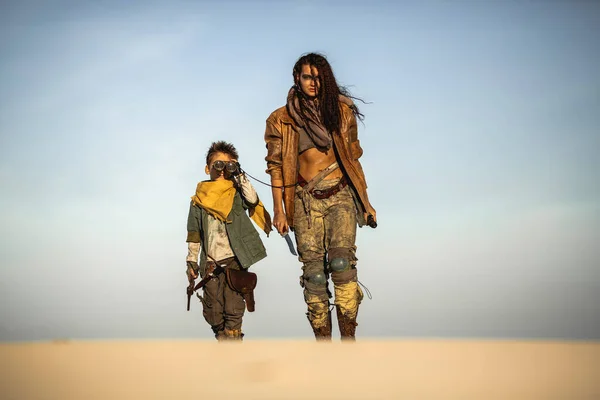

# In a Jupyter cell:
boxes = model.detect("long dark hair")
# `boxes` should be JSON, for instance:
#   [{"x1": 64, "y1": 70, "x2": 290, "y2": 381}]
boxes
[{"x1": 291, "y1": 52, "x2": 365, "y2": 135}]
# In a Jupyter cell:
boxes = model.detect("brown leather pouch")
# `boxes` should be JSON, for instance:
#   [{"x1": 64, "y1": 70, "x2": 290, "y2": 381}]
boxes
[{"x1": 226, "y1": 268, "x2": 258, "y2": 312}]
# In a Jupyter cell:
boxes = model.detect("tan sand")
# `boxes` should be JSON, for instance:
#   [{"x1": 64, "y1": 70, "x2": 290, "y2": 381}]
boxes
[{"x1": 1, "y1": 339, "x2": 599, "y2": 399}]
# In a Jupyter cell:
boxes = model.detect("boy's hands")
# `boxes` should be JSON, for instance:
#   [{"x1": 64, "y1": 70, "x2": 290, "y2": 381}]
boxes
[
  {"x1": 186, "y1": 261, "x2": 199, "y2": 284},
  {"x1": 185, "y1": 261, "x2": 198, "y2": 312}
]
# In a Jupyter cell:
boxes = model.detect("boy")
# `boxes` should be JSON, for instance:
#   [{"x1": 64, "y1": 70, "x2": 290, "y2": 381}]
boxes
[{"x1": 186, "y1": 141, "x2": 271, "y2": 341}]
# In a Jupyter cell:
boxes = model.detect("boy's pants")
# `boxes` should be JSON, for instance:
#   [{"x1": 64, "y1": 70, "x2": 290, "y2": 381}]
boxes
[{"x1": 198, "y1": 256, "x2": 246, "y2": 336}]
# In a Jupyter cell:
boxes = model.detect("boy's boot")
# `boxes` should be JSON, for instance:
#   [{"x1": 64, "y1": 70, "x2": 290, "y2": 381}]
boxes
[
  {"x1": 224, "y1": 328, "x2": 244, "y2": 341},
  {"x1": 215, "y1": 330, "x2": 227, "y2": 341}
]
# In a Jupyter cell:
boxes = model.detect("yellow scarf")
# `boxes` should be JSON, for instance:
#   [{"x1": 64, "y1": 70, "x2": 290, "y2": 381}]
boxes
[{"x1": 191, "y1": 180, "x2": 272, "y2": 236}]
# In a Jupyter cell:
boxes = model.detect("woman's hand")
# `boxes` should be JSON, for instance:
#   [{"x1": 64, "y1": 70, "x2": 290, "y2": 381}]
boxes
[
  {"x1": 365, "y1": 210, "x2": 377, "y2": 228},
  {"x1": 273, "y1": 211, "x2": 289, "y2": 235}
]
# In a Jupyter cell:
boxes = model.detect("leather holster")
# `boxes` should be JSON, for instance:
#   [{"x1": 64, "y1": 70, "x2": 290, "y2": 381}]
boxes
[{"x1": 226, "y1": 268, "x2": 258, "y2": 312}]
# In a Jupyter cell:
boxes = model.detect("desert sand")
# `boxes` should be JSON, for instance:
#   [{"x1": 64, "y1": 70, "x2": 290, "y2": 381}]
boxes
[{"x1": 1, "y1": 339, "x2": 599, "y2": 399}]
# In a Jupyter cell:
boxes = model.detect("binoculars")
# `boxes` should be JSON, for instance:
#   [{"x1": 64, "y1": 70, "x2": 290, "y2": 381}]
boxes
[{"x1": 212, "y1": 160, "x2": 241, "y2": 178}]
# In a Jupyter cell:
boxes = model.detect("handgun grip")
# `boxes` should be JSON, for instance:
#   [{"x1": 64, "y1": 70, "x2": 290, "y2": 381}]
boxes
[
  {"x1": 186, "y1": 285, "x2": 194, "y2": 311},
  {"x1": 367, "y1": 215, "x2": 377, "y2": 228}
]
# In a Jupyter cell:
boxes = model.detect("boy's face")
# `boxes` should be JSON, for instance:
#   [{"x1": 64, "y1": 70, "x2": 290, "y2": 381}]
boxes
[{"x1": 205, "y1": 152, "x2": 237, "y2": 181}]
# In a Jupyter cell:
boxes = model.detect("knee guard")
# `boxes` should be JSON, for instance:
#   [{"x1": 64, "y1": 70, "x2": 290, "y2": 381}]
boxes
[
  {"x1": 301, "y1": 261, "x2": 328, "y2": 296},
  {"x1": 329, "y1": 257, "x2": 350, "y2": 272},
  {"x1": 305, "y1": 271, "x2": 327, "y2": 285},
  {"x1": 302, "y1": 270, "x2": 330, "y2": 330},
  {"x1": 328, "y1": 247, "x2": 354, "y2": 272},
  {"x1": 302, "y1": 272, "x2": 328, "y2": 297},
  {"x1": 328, "y1": 248, "x2": 357, "y2": 285}
]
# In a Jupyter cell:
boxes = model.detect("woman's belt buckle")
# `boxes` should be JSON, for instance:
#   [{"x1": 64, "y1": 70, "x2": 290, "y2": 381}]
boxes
[{"x1": 310, "y1": 177, "x2": 347, "y2": 199}]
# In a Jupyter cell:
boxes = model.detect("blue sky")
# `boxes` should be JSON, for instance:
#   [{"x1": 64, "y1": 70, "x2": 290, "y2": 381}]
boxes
[{"x1": 1, "y1": 0, "x2": 599, "y2": 341}]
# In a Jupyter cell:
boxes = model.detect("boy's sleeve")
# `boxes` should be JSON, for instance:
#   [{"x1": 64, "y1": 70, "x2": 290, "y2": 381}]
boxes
[
  {"x1": 186, "y1": 242, "x2": 201, "y2": 263},
  {"x1": 238, "y1": 173, "x2": 259, "y2": 207},
  {"x1": 186, "y1": 201, "x2": 201, "y2": 243},
  {"x1": 186, "y1": 201, "x2": 202, "y2": 263}
]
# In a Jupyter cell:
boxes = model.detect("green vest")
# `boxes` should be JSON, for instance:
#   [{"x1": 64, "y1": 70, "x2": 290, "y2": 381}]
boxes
[{"x1": 186, "y1": 191, "x2": 267, "y2": 274}]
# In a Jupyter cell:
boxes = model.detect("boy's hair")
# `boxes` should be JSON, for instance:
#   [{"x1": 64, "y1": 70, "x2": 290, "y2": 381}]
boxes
[{"x1": 205, "y1": 141, "x2": 239, "y2": 166}]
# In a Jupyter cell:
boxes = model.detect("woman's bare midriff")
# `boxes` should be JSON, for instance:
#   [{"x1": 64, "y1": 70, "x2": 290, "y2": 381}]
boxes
[{"x1": 298, "y1": 147, "x2": 343, "y2": 181}]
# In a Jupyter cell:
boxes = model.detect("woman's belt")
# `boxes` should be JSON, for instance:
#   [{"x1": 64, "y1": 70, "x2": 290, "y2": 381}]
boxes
[{"x1": 298, "y1": 174, "x2": 347, "y2": 199}]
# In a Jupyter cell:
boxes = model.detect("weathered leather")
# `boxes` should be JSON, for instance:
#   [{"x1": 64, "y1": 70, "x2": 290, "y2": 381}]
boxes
[
  {"x1": 264, "y1": 103, "x2": 376, "y2": 228},
  {"x1": 311, "y1": 310, "x2": 332, "y2": 341},
  {"x1": 225, "y1": 268, "x2": 258, "y2": 312},
  {"x1": 298, "y1": 174, "x2": 348, "y2": 199},
  {"x1": 336, "y1": 305, "x2": 358, "y2": 340},
  {"x1": 222, "y1": 328, "x2": 244, "y2": 341}
]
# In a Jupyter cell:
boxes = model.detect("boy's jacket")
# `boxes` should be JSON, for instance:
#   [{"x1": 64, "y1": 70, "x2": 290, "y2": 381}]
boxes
[{"x1": 186, "y1": 180, "x2": 270, "y2": 274}]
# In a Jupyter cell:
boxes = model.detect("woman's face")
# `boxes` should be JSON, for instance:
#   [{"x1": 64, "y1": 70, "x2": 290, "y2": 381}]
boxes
[{"x1": 297, "y1": 64, "x2": 320, "y2": 98}]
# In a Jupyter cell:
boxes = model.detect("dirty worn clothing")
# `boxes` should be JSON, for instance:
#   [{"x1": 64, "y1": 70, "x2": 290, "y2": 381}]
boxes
[
  {"x1": 187, "y1": 175, "x2": 260, "y2": 264},
  {"x1": 297, "y1": 126, "x2": 316, "y2": 154},
  {"x1": 203, "y1": 175, "x2": 259, "y2": 262},
  {"x1": 198, "y1": 257, "x2": 246, "y2": 333},
  {"x1": 186, "y1": 178, "x2": 268, "y2": 339},
  {"x1": 186, "y1": 190, "x2": 267, "y2": 276},
  {"x1": 293, "y1": 178, "x2": 363, "y2": 329},
  {"x1": 205, "y1": 215, "x2": 235, "y2": 261},
  {"x1": 264, "y1": 103, "x2": 376, "y2": 228}
]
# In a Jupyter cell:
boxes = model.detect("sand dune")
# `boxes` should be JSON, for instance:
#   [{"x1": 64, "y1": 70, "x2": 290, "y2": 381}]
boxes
[{"x1": 1, "y1": 339, "x2": 598, "y2": 399}]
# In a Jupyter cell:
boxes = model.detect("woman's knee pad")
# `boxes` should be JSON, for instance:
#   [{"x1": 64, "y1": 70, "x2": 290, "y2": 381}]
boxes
[
  {"x1": 328, "y1": 247, "x2": 355, "y2": 273},
  {"x1": 305, "y1": 271, "x2": 327, "y2": 285},
  {"x1": 329, "y1": 257, "x2": 350, "y2": 272},
  {"x1": 300, "y1": 261, "x2": 328, "y2": 296}
]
